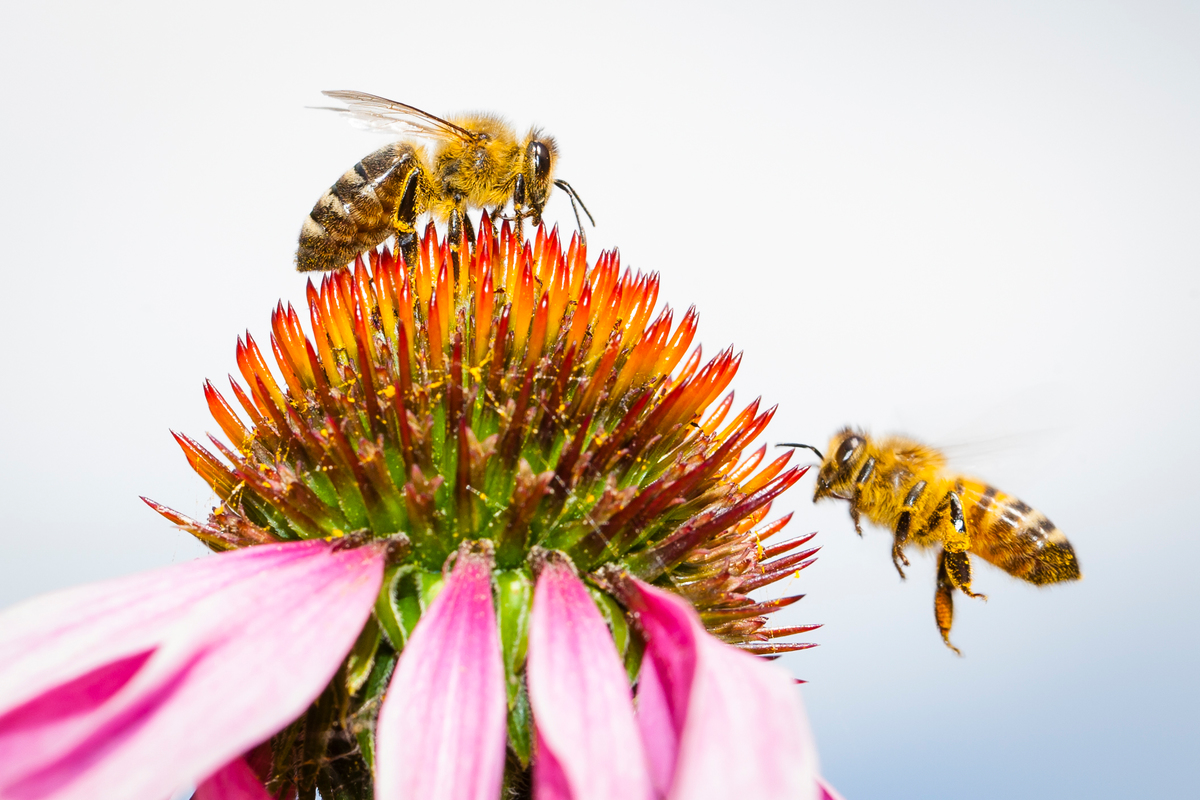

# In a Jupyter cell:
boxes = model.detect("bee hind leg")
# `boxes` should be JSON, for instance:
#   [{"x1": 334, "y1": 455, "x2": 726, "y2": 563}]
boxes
[
  {"x1": 447, "y1": 201, "x2": 475, "y2": 283},
  {"x1": 391, "y1": 170, "x2": 421, "y2": 270},
  {"x1": 935, "y1": 549, "x2": 963, "y2": 656},
  {"x1": 941, "y1": 491, "x2": 986, "y2": 600}
]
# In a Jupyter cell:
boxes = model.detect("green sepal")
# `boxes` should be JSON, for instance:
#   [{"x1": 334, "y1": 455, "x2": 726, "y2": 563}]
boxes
[
  {"x1": 506, "y1": 676, "x2": 533, "y2": 768},
  {"x1": 373, "y1": 565, "x2": 409, "y2": 650},
  {"x1": 375, "y1": 566, "x2": 443, "y2": 650},
  {"x1": 354, "y1": 723, "x2": 375, "y2": 779},
  {"x1": 587, "y1": 585, "x2": 630, "y2": 660},
  {"x1": 624, "y1": 626, "x2": 646, "y2": 685},
  {"x1": 353, "y1": 644, "x2": 397, "y2": 779},
  {"x1": 344, "y1": 616, "x2": 381, "y2": 696},
  {"x1": 418, "y1": 570, "x2": 445, "y2": 611},
  {"x1": 495, "y1": 569, "x2": 533, "y2": 707}
]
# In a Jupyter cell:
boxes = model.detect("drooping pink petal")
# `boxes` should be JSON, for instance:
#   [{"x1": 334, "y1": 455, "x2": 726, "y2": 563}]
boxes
[
  {"x1": 193, "y1": 756, "x2": 274, "y2": 800},
  {"x1": 0, "y1": 540, "x2": 385, "y2": 800},
  {"x1": 375, "y1": 547, "x2": 506, "y2": 800},
  {"x1": 0, "y1": 542, "x2": 322, "y2": 710},
  {"x1": 632, "y1": 580, "x2": 818, "y2": 800},
  {"x1": 816, "y1": 776, "x2": 846, "y2": 800},
  {"x1": 633, "y1": 651, "x2": 680, "y2": 795},
  {"x1": 527, "y1": 559, "x2": 651, "y2": 800},
  {"x1": 531, "y1": 729, "x2": 572, "y2": 800}
]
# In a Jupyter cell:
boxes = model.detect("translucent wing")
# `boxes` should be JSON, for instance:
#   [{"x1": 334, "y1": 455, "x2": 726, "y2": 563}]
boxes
[{"x1": 317, "y1": 90, "x2": 479, "y2": 144}]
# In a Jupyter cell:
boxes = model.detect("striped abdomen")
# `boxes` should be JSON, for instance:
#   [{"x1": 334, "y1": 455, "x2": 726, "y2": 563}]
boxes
[
  {"x1": 296, "y1": 142, "x2": 424, "y2": 272},
  {"x1": 959, "y1": 478, "x2": 1080, "y2": 585}
]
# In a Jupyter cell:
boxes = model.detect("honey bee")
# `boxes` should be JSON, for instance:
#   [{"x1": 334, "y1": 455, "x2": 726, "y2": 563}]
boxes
[
  {"x1": 783, "y1": 429, "x2": 1081, "y2": 654},
  {"x1": 297, "y1": 90, "x2": 593, "y2": 273}
]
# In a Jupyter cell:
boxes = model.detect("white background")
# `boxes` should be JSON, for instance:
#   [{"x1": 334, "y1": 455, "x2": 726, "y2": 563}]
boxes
[{"x1": 1, "y1": 2, "x2": 1197, "y2": 798}]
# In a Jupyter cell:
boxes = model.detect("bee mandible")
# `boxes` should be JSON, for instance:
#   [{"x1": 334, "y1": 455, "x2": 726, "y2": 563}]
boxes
[
  {"x1": 297, "y1": 90, "x2": 593, "y2": 273},
  {"x1": 783, "y1": 429, "x2": 1081, "y2": 654}
]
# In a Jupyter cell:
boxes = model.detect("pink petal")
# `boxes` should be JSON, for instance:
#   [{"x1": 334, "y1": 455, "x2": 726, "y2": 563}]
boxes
[
  {"x1": 632, "y1": 580, "x2": 818, "y2": 800},
  {"x1": 817, "y1": 776, "x2": 846, "y2": 800},
  {"x1": 633, "y1": 653, "x2": 680, "y2": 795},
  {"x1": 193, "y1": 757, "x2": 273, "y2": 800},
  {"x1": 0, "y1": 540, "x2": 385, "y2": 800},
  {"x1": 375, "y1": 548, "x2": 506, "y2": 800},
  {"x1": 0, "y1": 542, "x2": 320, "y2": 709},
  {"x1": 531, "y1": 729, "x2": 572, "y2": 800},
  {"x1": 527, "y1": 559, "x2": 651, "y2": 800}
]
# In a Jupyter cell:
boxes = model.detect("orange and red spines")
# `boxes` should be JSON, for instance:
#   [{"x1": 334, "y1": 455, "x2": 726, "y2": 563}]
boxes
[{"x1": 177, "y1": 225, "x2": 793, "y2": 554}]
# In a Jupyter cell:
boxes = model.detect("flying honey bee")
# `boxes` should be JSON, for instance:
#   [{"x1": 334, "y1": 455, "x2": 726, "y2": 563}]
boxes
[
  {"x1": 297, "y1": 90, "x2": 593, "y2": 273},
  {"x1": 783, "y1": 429, "x2": 1081, "y2": 654}
]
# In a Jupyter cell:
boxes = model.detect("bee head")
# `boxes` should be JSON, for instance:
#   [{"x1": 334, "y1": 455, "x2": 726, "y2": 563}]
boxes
[
  {"x1": 515, "y1": 131, "x2": 558, "y2": 224},
  {"x1": 813, "y1": 428, "x2": 870, "y2": 502}
]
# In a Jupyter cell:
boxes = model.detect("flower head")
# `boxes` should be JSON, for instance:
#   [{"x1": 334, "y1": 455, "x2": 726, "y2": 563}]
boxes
[{"x1": 2, "y1": 218, "x2": 832, "y2": 800}]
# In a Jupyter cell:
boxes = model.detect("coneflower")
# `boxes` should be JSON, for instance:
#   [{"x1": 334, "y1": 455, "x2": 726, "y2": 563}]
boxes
[{"x1": 0, "y1": 218, "x2": 840, "y2": 800}]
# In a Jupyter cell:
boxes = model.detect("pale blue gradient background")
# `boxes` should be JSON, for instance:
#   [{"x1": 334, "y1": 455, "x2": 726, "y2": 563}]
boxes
[{"x1": 1, "y1": 2, "x2": 1197, "y2": 798}]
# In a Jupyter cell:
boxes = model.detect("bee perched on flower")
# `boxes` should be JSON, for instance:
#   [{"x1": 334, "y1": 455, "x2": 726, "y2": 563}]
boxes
[{"x1": 0, "y1": 218, "x2": 841, "y2": 800}]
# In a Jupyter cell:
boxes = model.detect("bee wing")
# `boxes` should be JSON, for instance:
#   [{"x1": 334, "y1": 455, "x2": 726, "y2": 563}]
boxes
[{"x1": 317, "y1": 90, "x2": 480, "y2": 144}]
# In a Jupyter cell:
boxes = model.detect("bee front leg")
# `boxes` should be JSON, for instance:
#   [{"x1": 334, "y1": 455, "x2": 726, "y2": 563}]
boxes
[
  {"x1": 935, "y1": 549, "x2": 963, "y2": 656},
  {"x1": 848, "y1": 503, "x2": 864, "y2": 537}
]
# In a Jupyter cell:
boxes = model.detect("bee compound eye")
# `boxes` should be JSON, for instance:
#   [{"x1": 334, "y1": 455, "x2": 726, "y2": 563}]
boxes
[
  {"x1": 836, "y1": 436, "x2": 862, "y2": 464},
  {"x1": 528, "y1": 141, "x2": 551, "y2": 182}
]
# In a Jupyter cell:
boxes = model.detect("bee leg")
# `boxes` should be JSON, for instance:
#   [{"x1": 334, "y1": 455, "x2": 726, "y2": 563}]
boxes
[
  {"x1": 447, "y1": 201, "x2": 475, "y2": 283},
  {"x1": 392, "y1": 169, "x2": 422, "y2": 270},
  {"x1": 888, "y1": 475, "x2": 925, "y2": 577},
  {"x1": 943, "y1": 549, "x2": 987, "y2": 601},
  {"x1": 935, "y1": 549, "x2": 963, "y2": 656},
  {"x1": 849, "y1": 456, "x2": 874, "y2": 538},
  {"x1": 849, "y1": 504, "x2": 864, "y2": 537},
  {"x1": 942, "y1": 491, "x2": 987, "y2": 601},
  {"x1": 511, "y1": 208, "x2": 527, "y2": 254},
  {"x1": 463, "y1": 212, "x2": 476, "y2": 245},
  {"x1": 892, "y1": 512, "x2": 912, "y2": 579}
]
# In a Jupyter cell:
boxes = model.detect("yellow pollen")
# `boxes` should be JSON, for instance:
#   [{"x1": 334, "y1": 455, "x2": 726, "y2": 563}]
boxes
[{"x1": 382, "y1": 385, "x2": 397, "y2": 399}]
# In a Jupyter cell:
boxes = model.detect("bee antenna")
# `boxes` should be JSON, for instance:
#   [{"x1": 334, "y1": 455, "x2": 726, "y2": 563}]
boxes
[
  {"x1": 553, "y1": 179, "x2": 596, "y2": 242},
  {"x1": 777, "y1": 442, "x2": 824, "y2": 460}
]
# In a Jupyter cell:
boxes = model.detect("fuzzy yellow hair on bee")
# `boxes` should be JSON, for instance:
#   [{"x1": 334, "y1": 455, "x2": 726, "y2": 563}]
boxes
[{"x1": 783, "y1": 429, "x2": 1081, "y2": 654}]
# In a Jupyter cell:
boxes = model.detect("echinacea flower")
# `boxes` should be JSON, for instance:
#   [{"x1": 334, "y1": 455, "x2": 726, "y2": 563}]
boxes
[{"x1": 0, "y1": 218, "x2": 837, "y2": 800}]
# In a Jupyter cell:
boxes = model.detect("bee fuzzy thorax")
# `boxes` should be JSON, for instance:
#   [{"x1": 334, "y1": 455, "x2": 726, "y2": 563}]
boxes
[{"x1": 805, "y1": 427, "x2": 1081, "y2": 654}]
